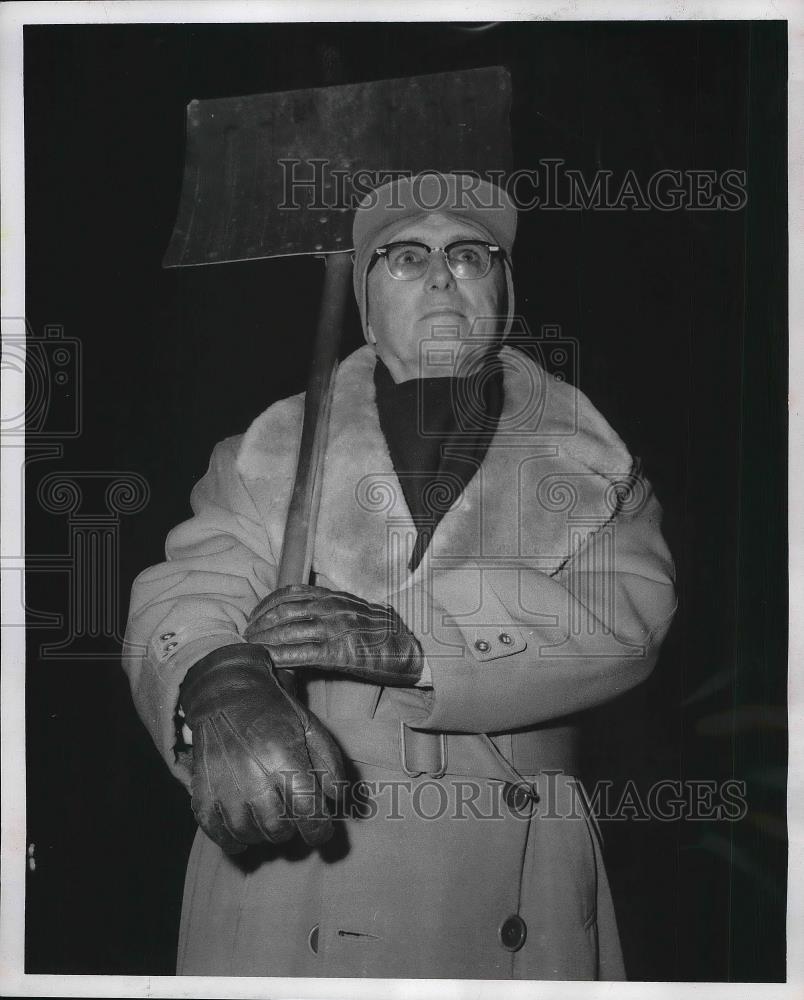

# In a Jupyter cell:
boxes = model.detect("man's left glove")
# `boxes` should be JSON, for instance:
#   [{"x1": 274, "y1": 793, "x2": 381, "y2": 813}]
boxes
[{"x1": 244, "y1": 584, "x2": 424, "y2": 687}]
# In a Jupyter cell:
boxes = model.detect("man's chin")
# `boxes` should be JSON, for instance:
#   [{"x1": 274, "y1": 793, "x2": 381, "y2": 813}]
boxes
[
  {"x1": 419, "y1": 316, "x2": 467, "y2": 339},
  {"x1": 416, "y1": 336, "x2": 490, "y2": 379}
]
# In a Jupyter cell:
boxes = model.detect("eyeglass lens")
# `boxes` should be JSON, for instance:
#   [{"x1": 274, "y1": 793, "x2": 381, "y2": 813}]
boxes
[{"x1": 386, "y1": 242, "x2": 492, "y2": 280}]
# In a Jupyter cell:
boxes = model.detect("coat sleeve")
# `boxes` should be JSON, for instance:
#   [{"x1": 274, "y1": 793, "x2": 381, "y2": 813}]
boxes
[
  {"x1": 122, "y1": 435, "x2": 277, "y2": 787},
  {"x1": 387, "y1": 476, "x2": 677, "y2": 733}
]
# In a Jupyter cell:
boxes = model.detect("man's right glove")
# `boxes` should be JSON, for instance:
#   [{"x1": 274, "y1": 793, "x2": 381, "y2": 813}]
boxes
[{"x1": 179, "y1": 642, "x2": 345, "y2": 854}]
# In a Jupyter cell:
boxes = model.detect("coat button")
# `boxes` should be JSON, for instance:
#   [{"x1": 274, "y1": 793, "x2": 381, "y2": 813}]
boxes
[
  {"x1": 160, "y1": 632, "x2": 175, "y2": 640},
  {"x1": 474, "y1": 639, "x2": 491, "y2": 653},
  {"x1": 308, "y1": 924, "x2": 319, "y2": 955},
  {"x1": 499, "y1": 914, "x2": 527, "y2": 952},
  {"x1": 498, "y1": 632, "x2": 513, "y2": 645},
  {"x1": 165, "y1": 641, "x2": 178, "y2": 651},
  {"x1": 504, "y1": 781, "x2": 538, "y2": 814}
]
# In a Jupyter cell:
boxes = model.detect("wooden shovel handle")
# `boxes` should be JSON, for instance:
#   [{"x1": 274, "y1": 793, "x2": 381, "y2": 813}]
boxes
[{"x1": 277, "y1": 251, "x2": 353, "y2": 588}]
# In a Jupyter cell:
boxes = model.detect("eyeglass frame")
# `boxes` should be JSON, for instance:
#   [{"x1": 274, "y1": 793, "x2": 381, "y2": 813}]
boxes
[{"x1": 367, "y1": 239, "x2": 505, "y2": 282}]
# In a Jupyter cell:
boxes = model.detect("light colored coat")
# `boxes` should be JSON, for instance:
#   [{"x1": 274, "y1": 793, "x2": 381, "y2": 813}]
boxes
[{"x1": 123, "y1": 344, "x2": 677, "y2": 980}]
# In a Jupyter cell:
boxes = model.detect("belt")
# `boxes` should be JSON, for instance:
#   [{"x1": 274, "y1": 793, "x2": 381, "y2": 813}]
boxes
[{"x1": 323, "y1": 716, "x2": 580, "y2": 782}]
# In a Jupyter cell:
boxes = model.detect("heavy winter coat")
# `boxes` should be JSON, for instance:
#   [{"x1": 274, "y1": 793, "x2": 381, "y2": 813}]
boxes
[{"x1": 123, "y1": 344, "x2": 677, "y2": 980}]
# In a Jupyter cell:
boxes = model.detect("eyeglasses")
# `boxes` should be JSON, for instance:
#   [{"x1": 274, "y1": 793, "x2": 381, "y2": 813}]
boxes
[{"x1": 371, "y1": 240, "x2": 503, "y2": 281}]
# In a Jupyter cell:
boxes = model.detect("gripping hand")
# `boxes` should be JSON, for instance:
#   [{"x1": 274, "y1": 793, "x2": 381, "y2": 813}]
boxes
[
  {"x1": 245, "y1": 584, "x2": 424, "y2": 687},
  {"x1": 179, "y1": 643, "x2": 345, "y2": 853}
]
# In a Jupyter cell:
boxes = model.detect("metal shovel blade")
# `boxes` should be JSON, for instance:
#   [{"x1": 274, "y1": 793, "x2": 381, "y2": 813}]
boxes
[{"x1": 163, "y1": 66, "x2": 512, "y2": 267}]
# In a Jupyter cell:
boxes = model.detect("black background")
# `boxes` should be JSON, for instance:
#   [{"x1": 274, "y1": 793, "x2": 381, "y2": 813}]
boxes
[{"x1": 22, "y1": 21, "x2": 787, "y2": 981}]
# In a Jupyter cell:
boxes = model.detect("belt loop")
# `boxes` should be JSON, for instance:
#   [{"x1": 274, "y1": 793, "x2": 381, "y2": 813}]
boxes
[
  {"x1": 430, "y1": 732, "x2": 448, "y2": 779},
  {"x1": 399, "y1": 721, "x2": 448, "y2": 779}
]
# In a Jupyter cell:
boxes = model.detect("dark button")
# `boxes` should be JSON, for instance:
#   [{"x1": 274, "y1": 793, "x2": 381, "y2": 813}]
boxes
[
  {"x1": 308, "y1": 924, "x2": 319, "y2": 955},
  {"x1": 159, "y1": 632, "x2": 175, "y2": 640},
  {"x1": 165, "y1": 641, "x2": 178, "y2": 651},
  {"x1": 504, "y1": 781, "x2": 538, "y2": 814},
  {"x1": 498, "y1": 632, "x2": 513, "y2": 645},
  {"x1": 474, "y1": 639, "x2": 490, "y2": 653},
  {"x1": 499, "y1": 914, "x2": 527, "y2": 952}
]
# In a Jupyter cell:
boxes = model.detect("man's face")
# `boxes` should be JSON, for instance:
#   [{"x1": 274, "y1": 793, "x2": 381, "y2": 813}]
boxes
[{"x1": 365, "y1": 212, "x2": 507, "y2": 382}]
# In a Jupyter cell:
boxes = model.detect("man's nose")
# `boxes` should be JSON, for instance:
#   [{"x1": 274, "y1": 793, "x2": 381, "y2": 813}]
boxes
[{"x1": 425, "y1": 251, "x2": 455, "y2": 290}]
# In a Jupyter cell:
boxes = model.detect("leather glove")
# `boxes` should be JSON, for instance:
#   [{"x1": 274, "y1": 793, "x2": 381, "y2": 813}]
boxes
[
  {"x1": 244, "y1": 584, "x2": 424, "y2": 687},
  {"x1": 179, "y1": 642, "x2": 345, "y2": 853}
]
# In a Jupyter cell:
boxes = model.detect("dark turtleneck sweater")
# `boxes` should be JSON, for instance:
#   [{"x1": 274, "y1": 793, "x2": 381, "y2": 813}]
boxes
[{"x1": 373, "y1": 354, "x2": 505, "y2": 573}]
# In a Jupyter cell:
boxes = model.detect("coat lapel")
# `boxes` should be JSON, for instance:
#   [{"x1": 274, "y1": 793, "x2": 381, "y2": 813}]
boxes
[{"x1": 236, "y1": 344, "x2": 635, "y2": 603}]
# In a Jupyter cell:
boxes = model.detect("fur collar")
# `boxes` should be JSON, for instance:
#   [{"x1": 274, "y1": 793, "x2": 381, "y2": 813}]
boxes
[{"x1": 237, "y1": 345, "x2": 634, "y2": 601}]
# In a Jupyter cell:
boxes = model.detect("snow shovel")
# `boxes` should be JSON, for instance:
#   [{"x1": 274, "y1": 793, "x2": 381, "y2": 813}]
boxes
[{"x1": 163, "y1": 67, "x2": 512, "y2": 594}]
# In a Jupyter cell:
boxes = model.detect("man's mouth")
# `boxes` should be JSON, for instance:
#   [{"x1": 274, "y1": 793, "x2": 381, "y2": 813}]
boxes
[{"x1": 420, "y1": 308, "x2": 465, "y2": 320}]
